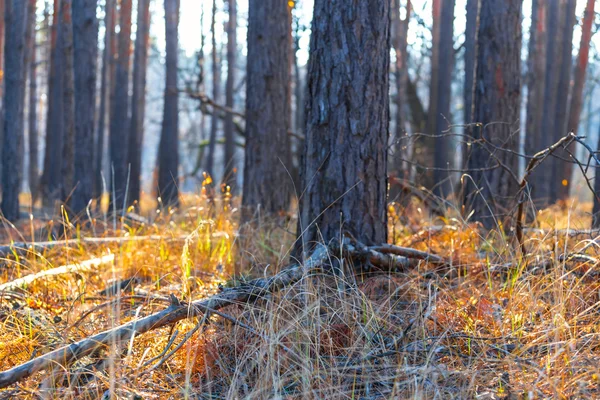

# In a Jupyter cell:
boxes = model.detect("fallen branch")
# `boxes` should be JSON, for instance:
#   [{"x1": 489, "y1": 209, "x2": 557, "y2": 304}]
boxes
[
  {"x1": 0, "y1": 254, "x2": 115, "y2": 292},
  {"x1": 0, "y1": 243, "x2": 331, "y2": 389},
  {"x1": 369, "y1": 244, "x2": 446, "y2": 265}
]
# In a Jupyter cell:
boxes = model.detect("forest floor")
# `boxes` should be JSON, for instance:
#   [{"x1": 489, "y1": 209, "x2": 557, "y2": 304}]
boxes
[{"x1": 0, "y1": 190, "x2": 599, "y2": 399}]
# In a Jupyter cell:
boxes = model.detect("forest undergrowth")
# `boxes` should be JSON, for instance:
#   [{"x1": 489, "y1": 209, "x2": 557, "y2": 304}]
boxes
[{"x1": 0, "y1": 190, "x2": 599, "y2": 399}]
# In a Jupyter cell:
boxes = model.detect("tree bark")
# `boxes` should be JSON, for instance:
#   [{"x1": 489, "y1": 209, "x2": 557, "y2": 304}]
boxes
[
  {"x1": 109, "y1": 0, "x2": 132, "y2": 209},
  {"x1": 241, "y1": 0, "x2": 291, "y2": 221},
  {"x1": 1, "y1": 0, "x2": 27, "y2": 221},
  {"x1": 70, "y1": 0, "x2": 99, "y2": 215},
  {"x1": 40, "y1": 0, "x2": 64, "y2": 208},
  {"x1": 127, "y1": 0, "x2": 151, "y2": 205},
  {"x1": 157, "y1": 0, "x2": 180, "y2": 206},
  {"x1": 559, "y1": 0, "x2": 594, "y2": 200},
  {"x1": 26, "y1": 0, "x2": 38, "y2": 203},
  {"x1": 222, "y1": 0, "x2": 236, "y2": 189},
  {"x1": 60, "y1": 0, "x2": 75, "y2": 204},
  {"x1": 552, "y1": 0, "x2": 576, "y2": 202},
  {"x1": 296, "y1": 0, "x2": 390, "y2": 254},
  {"x1": 462, "y1": 0, "x2": 477, "y2": 169},
  {"x1": 465, "y1": 0, "x2": 522, "y2": 229},
  {"x1": 432, "y1": 0, "x2": 455, "y2": 197},
  {"x1": 94, "y1": 0, "x2": 116, "y2": 200},
  {"x1": 205, "y1": 0, "x2": 220, "y2": 180}
]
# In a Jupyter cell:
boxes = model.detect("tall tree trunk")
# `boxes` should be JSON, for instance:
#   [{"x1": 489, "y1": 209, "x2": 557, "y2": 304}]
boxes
[
  {"x1": 465, "y1": 0, "x2": 522, "y2": 229},
  {"x1": 60, "y1": 0, "x2": 75, "y2": 203},
  {"x1": 559, "y1": 0, "x2": 594, "y2": 200},
  {"x1": 205, "y1": 0, "x2": 220, "y2": 180},
  {"x1": 0, "y1": 0, "x2": 5, "y2": 100},
  {"x1": 296, "y1": 0, "x2": 390, "y2": 254},
  {"x1": 70, "y1": 0, "x2": 98, "y2": 215},
  {"x1": 157, "y1": 0, "x2": 180, "y2": 206},
  {"x1": 94, "y1": 0, "x2": 116, "y2": 200},
  {"x1": 1, "y1": 0, "x2": 28, "y2": 221},
  {"x1": 432, "y1": 0, "x2": 455, "y2": 197},
  {"x1": 241, "y1": 0, "x2": 292, "y2": 221},
  {"x1": 593, "y1": 122, "x2": 600, "y2": 227},
  {"x1": 109, "y1": 0, "x2": 132, "y2": 209},
  {"x1": 127, "y1": 0, "x2": 150, "y2": 205},
  {"x1": 26, "y1": 0, "x2": 38, "y2": 203},
  {"x1": 462, "y1": 0, "x2": 477, "y2": 169},
  {"x1": 222, "y1": 0, "x2": 236, "y2": 189},
  {"x1": 552, "y1": 0, "x2": 576, "y2": 202},
  {"x1": 41, "y1": 0, "x2": 64, "y2": 208}
]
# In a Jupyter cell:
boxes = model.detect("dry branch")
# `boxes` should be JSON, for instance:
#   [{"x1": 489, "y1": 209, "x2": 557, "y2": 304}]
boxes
[
  {"x1": 0, "y1": 254, "x2": 115, "y2": 292},
  {"x1": 369, "y1": 244, "x2": 446, "y2": 265}
]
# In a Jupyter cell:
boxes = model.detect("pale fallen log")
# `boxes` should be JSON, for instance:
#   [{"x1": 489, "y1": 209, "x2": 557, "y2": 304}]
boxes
[
  {"x1": 369, "y1": 244, "x2": 446, "y2": 265},
  {"x1": 0, "y1": 254, "x2": 115, "y2": 292}
]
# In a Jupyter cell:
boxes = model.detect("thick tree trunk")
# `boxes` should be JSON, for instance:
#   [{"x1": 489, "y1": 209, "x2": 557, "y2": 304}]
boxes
[
  {"x1": 205, "y1": 0, "x2": 220, "y2": 180},
  {"x1": 296, "y1": 0, "x2": 390, "y2": 254},
  {"x1": 222, "y1": 0, "x2": 236, "y2": 189},
  {"x1": 560, "y1": 0, "x2": 594, "y2": 200},
  {"x1": 1, "y1": 0, "x2": 27, "y2": 221},
  {"x1": 109, "y1": 0, "x2": 132, "y2": 209},
  {"x1": 70, "y1": 0, "x2": 99, "y2": 215},
  {"x1": 241, "y1": 0, "x2": 291, "y2": 221},
  {"x1": 41, "y1": 0, "x2": 64, "y2": 208},
  {"x1": 432, "y1": 0, "x2": 455, "y2": 197},
  {"x1": 552, "y1": 0, "x2": 576, "y2": 201},
  {"x1": 462, "y1": 0, "x2": 477, "y2": 169},
  {"x1": 593, "y1": 122, "x2": 600, "y2": 227},
  {"x1": 0, "y1": 0, "x2": 5, "y2": 100},
  {"x1": 60, "y1": 0, "x2": 75, "y2": 203},
  {"x1": 157, "y1": 0, "x2": 180, "y2": 206},
  {"x1": 26, "y1": 0, "x2": 38, "y2": 203},
  {"x1": 127, "y1": 0, "x2": 150, "y2": 205},
  {"x1": 525, "y1": 0, "x2": 546, "y2": 156},
  {"x1": 94, "y1": 0, "x2": 116, "y2": 200},
  {"x1": 465, "y1": 0, "x2": 522, "y2": 229}
]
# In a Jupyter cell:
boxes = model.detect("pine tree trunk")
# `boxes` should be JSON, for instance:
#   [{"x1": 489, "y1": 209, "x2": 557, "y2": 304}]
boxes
[
  {"x1": 41, "y1": 0, "x2": 64, "y2": 208},
  {"x1": 462, "y1": 0, "x2": 477, "y2": 169},
  {"x1": 26, "y1": 0, "x2": 37, "y2": 203},
  {"x1": 1, "y1": 0, "x2": 27, "y2": 221},
  {"x1": 157, "y1": 0, "x2": 180, "y2": 206},
  {"x1": 552, "y1": 0, "x2": 576, "y2": 201},
  {"x1": 432, "y1": 0, "x2": 455, "y2": 197},
  {"x1": 241, "y1": 0, "x2": 292, "y2": 221},
  {"x1": 296, "y1": 0, "x2": 390, "y2": 254},
  {"x1": 70, "y1": 0, "x2": 98, "y2": 215},
  {"x1": 560, "y1": 0, "x2": 594, "y2": 200},
  {"x1": 525, "y1": 0, "x2": 546, "y2": 156},
  {"x1": 205, "y1": 0, "x2": 220, "y2": 181},
  {"x1": 60, "y1": 0, "x2": 75, "y2": 203},
  {"x1": 465, "y1": 0, "x2": 522, "y2": 229},
  {"x1": 222, "y1": 0, "x2": 236, "y2": 189},
  {"x1": 109, "y1": 0, "x2": 132, "y2": 209},
  {"x1": 94, "y1": 0, "x2": 116, "y2": 200},
  {"x1": 127, "y1": 0, "x2": 150, "y2": 205}
]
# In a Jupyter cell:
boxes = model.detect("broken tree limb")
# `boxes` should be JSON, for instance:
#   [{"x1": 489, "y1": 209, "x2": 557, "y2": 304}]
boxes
[
  {"x1": 0, "y1": 243, "x2": 331, "y2": 389},
  {"x1": 0, "y1": 254, "x2": 115, "y2": 292},
  {"x1": 369, "y1": 244, "x2": 446, "y2": 265}
]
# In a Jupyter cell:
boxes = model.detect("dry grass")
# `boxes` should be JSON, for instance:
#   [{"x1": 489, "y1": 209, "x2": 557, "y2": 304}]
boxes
[{"x1": 0, "y1": 191, "x2": 600, "y2": 399}]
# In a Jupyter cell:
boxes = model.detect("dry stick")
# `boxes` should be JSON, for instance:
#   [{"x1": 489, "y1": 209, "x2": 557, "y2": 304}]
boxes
[
  {"x1": 515, "y1": 133, "x2": 576, "y2": 257},
  {"x1": 0, "y1": 243, "x2": 331, "y2": 389},
  {"x1": 369, "y1": 244, "x2": 446, "y2": 265},
  {"x1": 0, "y1": 254, "x2": 115, "y2": 292}
]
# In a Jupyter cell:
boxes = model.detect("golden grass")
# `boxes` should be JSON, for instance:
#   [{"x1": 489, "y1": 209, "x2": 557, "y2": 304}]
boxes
[{"x1": 0, "y1": 192, "x2": 599, "y2": 399}]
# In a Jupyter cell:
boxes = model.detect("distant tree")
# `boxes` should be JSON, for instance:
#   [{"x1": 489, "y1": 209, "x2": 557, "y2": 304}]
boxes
[
  {"x1": 205, "y1": 0, "x2": 220, "y2": 180},
  {"x1": 1, "y1": 0, "x2": 28, "y2": 221},
  {"x1": 296, "y1": 0, "x2": 390, "y2": 253},
  {"x1": 41, "y1": 0, "x2": 65, "y2": 207},
  {"x1": 95, "y1": 0, "x2": 116, "y2": 200},
  {"x1": 560, "y1": 0, "x2": 594, "y2": 200},
  {"x1": 222, "y1": 0, "x2": 236, "y2": 189},
  {"x1": 465, "y1": 0, "x2": 522, "y2": 229},
  {"x1": 157, "y1": 0, "x2": 180, "y2": 206},
  {"x1": 525, "y1": 0, "x2": 546, "y2": 158},
  {"x1": 127, "y1": 0, "x2": 151, "y2": 205},
  {"x1": 552, "y1": 0, "x2": 576, "y2": 201},
  {"x1": 241, "y1": 0, "x2": 291, "y2": 221},
  {"x1": 60, "y1": 0, "x2": 75, "y2": 203},
  {"x1": 462, "y1": 0, "x2": 477, "y2": 168},
  {"x1": 432, "y1": 0, "x2": 455, "y2": 197},
  {"x1": 109, "y1": 0, "x2": 132, "y2": 209},
  {"x1": 70, "y1": 0, "x2": 99, "y2": 215},
  {"x1": 26, "y1": 0, "x2": 38, "y2": 202}
]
